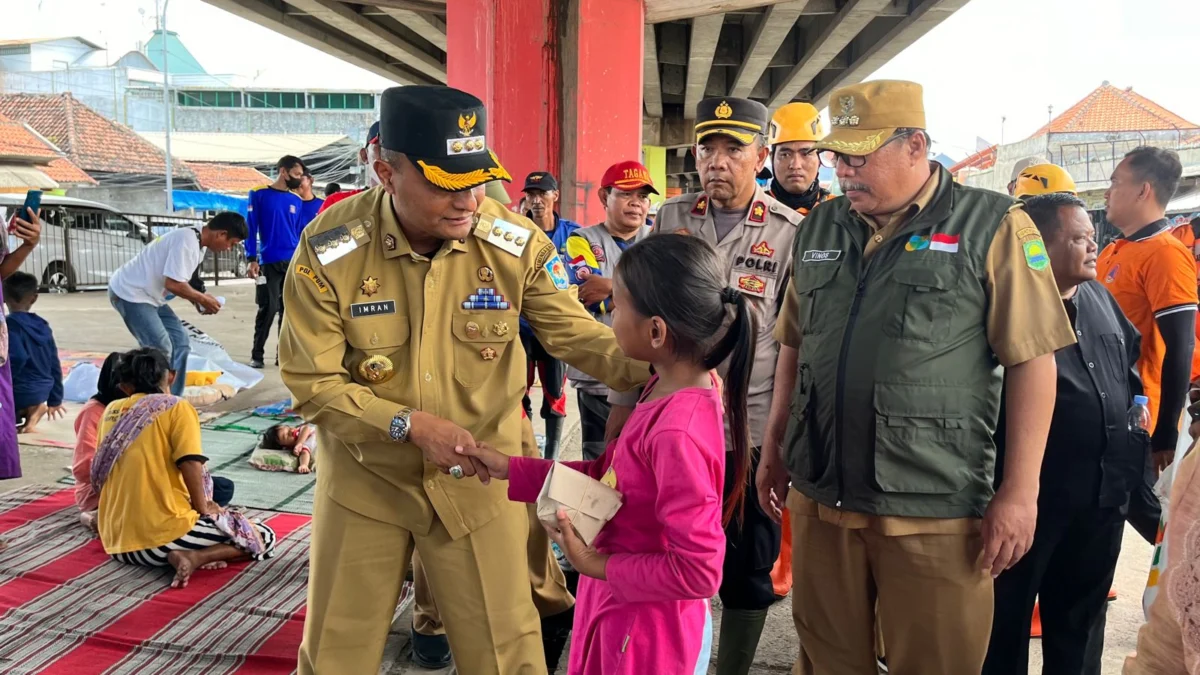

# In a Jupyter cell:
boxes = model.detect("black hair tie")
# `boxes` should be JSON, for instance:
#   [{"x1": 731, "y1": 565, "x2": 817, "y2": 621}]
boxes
[{"x1": 722, "y1": 287, "x2": 740, "y2": 304}]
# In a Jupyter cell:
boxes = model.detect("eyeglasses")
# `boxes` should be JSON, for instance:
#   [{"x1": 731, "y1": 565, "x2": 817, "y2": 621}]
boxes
[{"x1": 819, "y1": 130, "x2": 917, "y2": 169}]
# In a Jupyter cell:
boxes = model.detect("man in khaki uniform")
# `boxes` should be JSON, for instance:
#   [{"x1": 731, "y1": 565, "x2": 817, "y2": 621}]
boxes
[
  {"x1": 611, "y1": 96, "x2": 802, "y2": 675},
  {"x1": 755, "y1": 80, "x2": 1074, "y2": 674},
  {"x1": 280, "y1": 86, "x2": 649, "y2": 675}
]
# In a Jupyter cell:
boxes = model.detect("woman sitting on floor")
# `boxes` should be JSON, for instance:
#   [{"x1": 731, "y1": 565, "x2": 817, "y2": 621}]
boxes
[{"x1": 94, "y1": 347, "x2": 276, "y2": 588}]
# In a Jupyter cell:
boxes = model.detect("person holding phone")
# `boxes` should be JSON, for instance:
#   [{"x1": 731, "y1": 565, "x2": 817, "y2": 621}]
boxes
[{"x1": 0, "y1": 203, "x2": 44, "y2": 479}]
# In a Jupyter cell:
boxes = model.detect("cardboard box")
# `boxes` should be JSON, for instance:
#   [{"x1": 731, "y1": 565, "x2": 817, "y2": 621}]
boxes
[{"x1": 536, "y1": 463, "x2": 623, "y2": 545}]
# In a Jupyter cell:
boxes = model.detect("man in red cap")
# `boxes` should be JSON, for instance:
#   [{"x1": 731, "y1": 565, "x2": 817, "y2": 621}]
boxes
[{"x1": 564, "y1": 160, "x2": 658, "y2": 460}]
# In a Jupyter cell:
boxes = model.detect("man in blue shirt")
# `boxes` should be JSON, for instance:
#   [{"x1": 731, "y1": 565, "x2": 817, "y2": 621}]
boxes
[
  {"x1": 519, "y1": 171, "x2": 579, "y2": 459},
  {"x1": 246, "y1": 154, "x2": 305, "y2": 368},
  {"x1": 298, "y1": 171, "x2": 323, "y2": 228}
]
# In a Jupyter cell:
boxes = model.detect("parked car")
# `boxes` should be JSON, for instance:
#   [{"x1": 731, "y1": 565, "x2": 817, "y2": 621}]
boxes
[{"x1": 1, "y1": 194, "x2": 155, "y2": 292}]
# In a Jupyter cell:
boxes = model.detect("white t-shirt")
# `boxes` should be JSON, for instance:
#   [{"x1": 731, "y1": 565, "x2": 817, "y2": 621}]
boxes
[{"x1": 109, "y1": 226, "x2": 206, "y2": 307}]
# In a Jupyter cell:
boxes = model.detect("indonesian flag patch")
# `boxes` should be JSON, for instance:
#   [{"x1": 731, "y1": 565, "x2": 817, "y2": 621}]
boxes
[{"x1": 929, "y1": 233, "x2": 960, "y2": 253}]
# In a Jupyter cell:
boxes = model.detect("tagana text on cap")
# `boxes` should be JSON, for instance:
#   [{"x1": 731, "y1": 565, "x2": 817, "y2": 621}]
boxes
[
  {"x1": 694, "y1": 97, "x2": 769, "y2": 146},
  {"x1": 380, "y1": 85, "x2": 511, "y2": 191},
  {"x1": 601, "y1": 161, "x2": 659, "y2": 194},
  {"x1": 815, "y1": 80, "x2": 926, "y2": 157}
]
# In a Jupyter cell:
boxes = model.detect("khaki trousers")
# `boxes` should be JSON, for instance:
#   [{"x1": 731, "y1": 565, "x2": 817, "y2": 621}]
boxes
[
  {"x1": 299, "y1": 486, "x2": 546, "y2": 675},
  {"x1": 414, "y1": 417, "x2": 573, "y2": 636},
  {"x1": 788, "y1": 489, "x2": 993, "y2": 675}
]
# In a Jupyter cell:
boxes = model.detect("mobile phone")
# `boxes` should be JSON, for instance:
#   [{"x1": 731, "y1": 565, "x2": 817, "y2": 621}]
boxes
[{"x1": 8, "y1": 190, "x2": 41, "y2": 234}]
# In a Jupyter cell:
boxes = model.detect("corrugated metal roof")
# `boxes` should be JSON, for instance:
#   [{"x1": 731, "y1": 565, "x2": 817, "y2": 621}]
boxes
[{"x1": 138, "y1": 132, "x2": 351, "y2": 164}]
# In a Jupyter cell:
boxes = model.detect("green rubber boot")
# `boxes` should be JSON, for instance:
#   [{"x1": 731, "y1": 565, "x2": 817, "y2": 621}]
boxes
[{"x1": 715, "y1": 608, "x2": 768, "y2": 675}]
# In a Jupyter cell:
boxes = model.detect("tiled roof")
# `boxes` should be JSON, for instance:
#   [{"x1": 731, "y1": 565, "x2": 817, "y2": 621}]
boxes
[
  {"x1": 183, "y1": 161, "x2": 270, "y2": 193},
  {"x1": 1032, "y1": 83, "x2": 1200, "y2": 137},
  {"x1": 949, "y1": 144, "x2": 997, "y2": 175},
  {"x1": 0, "y1": 93, "x2": 188, "y2": 177},
  {"x1": 0, "y1": 112, "x2": 95, "y2": 185}
]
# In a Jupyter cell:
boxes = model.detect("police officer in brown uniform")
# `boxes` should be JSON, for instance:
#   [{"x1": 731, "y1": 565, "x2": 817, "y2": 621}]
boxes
[
  {"x1": 611, "y1": 96, "x2": 802, "y2": 675},
  {"x1": 280, "y1": 86, "x2": 649, "y2": 675},
  {"x1": 756, "y1": 80, "x2": 1075, "y2": 674}
]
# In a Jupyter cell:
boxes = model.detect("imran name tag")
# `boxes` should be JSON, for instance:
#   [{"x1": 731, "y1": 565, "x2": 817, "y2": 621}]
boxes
[{"x1": 350, "y1": 300, "x2": 396, "y2": 318}]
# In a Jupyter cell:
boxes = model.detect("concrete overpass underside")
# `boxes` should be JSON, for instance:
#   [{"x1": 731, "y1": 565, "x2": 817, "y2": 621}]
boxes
[{"x1": 201, "y1": 0, "x2": 970, "y2": 215}]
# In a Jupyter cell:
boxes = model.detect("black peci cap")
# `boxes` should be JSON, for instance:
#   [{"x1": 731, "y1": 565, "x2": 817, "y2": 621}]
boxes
[
  {"x1": 695, "y1": 97, "x2": 769, "y2": 146},
  {"x1": 379, "y1": 86, "x2": 512, "y2": 191}
]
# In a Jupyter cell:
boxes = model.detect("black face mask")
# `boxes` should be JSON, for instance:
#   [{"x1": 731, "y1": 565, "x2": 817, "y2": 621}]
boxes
[{"x1": 285, "y1": 176, "x2": 302, "y2": 190}]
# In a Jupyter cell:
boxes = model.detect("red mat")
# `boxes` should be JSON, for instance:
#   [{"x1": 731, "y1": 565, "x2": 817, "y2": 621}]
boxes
[{"x1": 0, "y1": 485, "x2": 409, "y2": 674}]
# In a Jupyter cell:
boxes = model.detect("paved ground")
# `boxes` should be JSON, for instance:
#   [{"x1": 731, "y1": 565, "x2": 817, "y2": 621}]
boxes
[{"x1": 14, "y1": 284, "x2": 1154, "y2": 674}]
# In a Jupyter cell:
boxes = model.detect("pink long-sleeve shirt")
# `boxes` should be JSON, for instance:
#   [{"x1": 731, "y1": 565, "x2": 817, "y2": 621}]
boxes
[
  {"x1": 509, "y1": 381, "x2": 727, "y2": 675},
  {"x1": 72, "y1": 399, "x2": 106, "y2": 512}
]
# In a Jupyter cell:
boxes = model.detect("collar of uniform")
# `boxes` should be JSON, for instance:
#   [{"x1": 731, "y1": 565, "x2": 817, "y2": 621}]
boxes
[
  {"x1": 1128, "y1": 218, "x2": 1171, "y2": 242},
  {"x1": 377, "y1": 200, "x2": 470, "y2": 260},
  {"x1": 743, "y1": 183, "x2": 773, "y2": 227},
  {"x1": 851, "y1": 163, "x2": 940, "y2": 233}
]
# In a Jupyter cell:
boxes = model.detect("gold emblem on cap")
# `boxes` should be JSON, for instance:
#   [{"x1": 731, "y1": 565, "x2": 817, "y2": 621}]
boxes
[
  {"x1": 714, "y1": 100, "x2": 733, "y2": 119},
  {"x1": 465, "y1": 321, "x2": 481, "y2": 338},
  {"x1": 492, "y1": 321, "x2": 510, "y2": 337},
  {"x1": 360, "y1": 276, "x2": 380, "y2": 297},
  {"x1": 357, "y1": 355, "x2": 395, "y2": 384},
  {"x1": 480, "y1": 347, "x2": 497, "y2": 361},
  {"x1": 839, "y1": 96, "x2": 855, "y2": 114},
  {"x1": 478, "y1": 266, "x2": 494, "y2": 282},
  {"x1": 452, "y1": 140, "x2": 464, "y2": 153},
  {"x1": 459, "y1": 112, "x2": 478, "y2": 137}
]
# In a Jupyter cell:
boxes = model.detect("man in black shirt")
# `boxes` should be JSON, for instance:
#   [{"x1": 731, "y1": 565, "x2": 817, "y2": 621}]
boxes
[{"x1": 984, "y1": 192, "x2": 1147, "y2": 675}]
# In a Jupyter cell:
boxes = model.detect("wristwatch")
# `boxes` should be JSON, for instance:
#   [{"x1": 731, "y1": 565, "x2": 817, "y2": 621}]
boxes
[{"x1": 390, "y1": 407, "x2": 415, "y2": 443}]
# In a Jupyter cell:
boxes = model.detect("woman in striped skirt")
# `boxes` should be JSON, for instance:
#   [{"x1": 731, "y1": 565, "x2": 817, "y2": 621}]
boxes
[{"x1": 94, "y1": 348, "x2": 277, "y2": 588}]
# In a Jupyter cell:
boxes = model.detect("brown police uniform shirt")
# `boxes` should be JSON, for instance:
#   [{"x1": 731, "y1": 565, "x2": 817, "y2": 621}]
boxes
[
  {"x1": 776, "y1": 170, "x2": 1075, "y2": 535},
  {"x1": 280, "y1": 187, "x2": 650, "y2": 539},
  {"x1": 646, "y1": 183, "x2": 803, "y2": 448}
]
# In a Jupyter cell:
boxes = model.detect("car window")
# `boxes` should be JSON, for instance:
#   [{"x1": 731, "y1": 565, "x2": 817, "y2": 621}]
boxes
[
  {"x1": 104, "y1": 213, "x2": 135, "y2": 235},
  {"x1": 73, "y1": 210, "x2": 104, "y2": 231}
]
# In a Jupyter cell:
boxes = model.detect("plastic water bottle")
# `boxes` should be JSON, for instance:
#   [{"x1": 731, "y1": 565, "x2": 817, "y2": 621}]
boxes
[{"x1": 1128, "y1": 395, "x2": 1151, "y2": 434}]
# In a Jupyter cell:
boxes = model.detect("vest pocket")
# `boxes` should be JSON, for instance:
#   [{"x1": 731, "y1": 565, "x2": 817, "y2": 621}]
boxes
[
  {"x1": 873, "y1": 383, "x2": 969, "y2": 494},
  {"x1": 450, "y1": 311, "x2": 518, "y2": 387},
  {"x1": 793, "y1": 262, "x2": 842, "y2": 335},
  {"x1": 785, "y1": 363, "x2": 822, "y2": 481},
  {"x1": 888, "y1": 263, "x2": 961, "y2": 343}
]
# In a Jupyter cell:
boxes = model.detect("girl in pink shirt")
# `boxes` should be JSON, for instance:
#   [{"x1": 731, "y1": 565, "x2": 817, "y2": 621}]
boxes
[
  {"x1": 462, "y1": 235, "x2": 758, "y2": 675},
  {"x1": 72, "y1": 352, "x2": 124, "y2": 530}
]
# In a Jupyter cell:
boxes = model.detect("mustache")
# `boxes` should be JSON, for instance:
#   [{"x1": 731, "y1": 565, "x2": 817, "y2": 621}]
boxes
[{"x1": 840, "y1": 181, "x2": 871, "y2": 193}]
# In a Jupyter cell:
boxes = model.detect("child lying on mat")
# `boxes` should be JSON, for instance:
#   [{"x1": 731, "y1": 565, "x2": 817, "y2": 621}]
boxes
[{"x1": 256, "y1": 423, "x2": 316, "y2": 474}]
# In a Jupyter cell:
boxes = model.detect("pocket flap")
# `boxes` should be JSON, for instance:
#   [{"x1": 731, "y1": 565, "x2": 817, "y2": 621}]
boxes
[
  {"x1": 793, "y1": 262, "x2": 841, "y2": 293},
  {"x1": 451, "y1": 311, "x2": 519, "y2": 342},
  {"x1": 874, "y1": 382, "x2": 965, "y2": 419},
  {"x1": 345, "y1": 317, "x2": 409, "y2": 350},
  {"x1": 891, "y1": 263, "x2": 960, "y2": 291}
]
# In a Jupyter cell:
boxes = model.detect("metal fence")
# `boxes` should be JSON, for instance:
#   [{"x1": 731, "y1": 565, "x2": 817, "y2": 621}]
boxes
[{"x1": 13, "y1": 206, "x2": 247, "y2": 293}]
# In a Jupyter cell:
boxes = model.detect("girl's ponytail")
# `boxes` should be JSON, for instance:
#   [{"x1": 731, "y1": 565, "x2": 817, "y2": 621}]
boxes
[{"x1": 704, "y1": 289, "x2": 758, "y2": 527}]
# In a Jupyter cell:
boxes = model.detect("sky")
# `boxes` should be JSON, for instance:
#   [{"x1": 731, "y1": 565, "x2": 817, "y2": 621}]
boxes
[{"x1": 3, "y1": 0, "x2": 1199, "y2": 161}]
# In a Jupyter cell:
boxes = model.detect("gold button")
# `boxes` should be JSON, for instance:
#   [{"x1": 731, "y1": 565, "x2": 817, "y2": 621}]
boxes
[
  {"x1": 425, "y1": 373, "x2": 432, "y2": 382},
  {"x1": 428, "y1": 481, "x2": 435, "y2": 489},
  {"x1": 874, "y1": 235, "x2": 883, "y2": 243}
]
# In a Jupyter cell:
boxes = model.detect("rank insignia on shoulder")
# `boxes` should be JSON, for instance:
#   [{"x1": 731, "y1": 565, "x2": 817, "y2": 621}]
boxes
[
  {"x1": 311, "y1": 224, "x2": 363, "y2": 265},
  {"x1": 473, "y1": 213, "x2": 530, "y2": 257},
  {"x1": 749, "y1": 201, "x2": 766, "y2": 223},
  {"x1": 544, "y1": 254, "x2": 570, "y2": 291},
  {"x1": 691, "y1": 195, "x2": 709, "y2": 217}
]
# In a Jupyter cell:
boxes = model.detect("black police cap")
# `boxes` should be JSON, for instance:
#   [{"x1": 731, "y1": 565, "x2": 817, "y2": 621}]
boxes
[
  {"x1": 695, "y1": 97, "x2": 769, "y2": 146},
  {"x1": 380, "y1": 85, "x2": 512, "y2": 191}
]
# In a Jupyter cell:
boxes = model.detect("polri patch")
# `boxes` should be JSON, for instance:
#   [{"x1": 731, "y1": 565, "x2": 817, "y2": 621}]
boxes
[
  {"x1": 1023, "y1": 239, "x2": 1050, "y2": 271},
  {"x1": 802, "y1": 249, "x2": 842, "y2": 263},
  {"x1": 350, "y1": 300, "x2": 396, "y2": 318}
]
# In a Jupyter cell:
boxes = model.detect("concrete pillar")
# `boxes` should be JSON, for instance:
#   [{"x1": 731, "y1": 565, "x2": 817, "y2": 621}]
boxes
[{"x1": 447, "y1": 0, "x2": 644, "y2": 225}]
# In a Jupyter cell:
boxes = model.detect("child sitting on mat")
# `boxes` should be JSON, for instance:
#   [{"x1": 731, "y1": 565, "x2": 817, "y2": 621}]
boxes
[{"x1": 260, "y1": 423, "x2": 316, "y2": 474}]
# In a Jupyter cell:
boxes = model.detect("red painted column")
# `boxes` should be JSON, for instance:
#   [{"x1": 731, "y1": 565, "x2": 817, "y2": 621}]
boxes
[
  {"x1": 447, "y1": 0, "x2": 558, "y2": 195},
  {"x1": 446, "y1": 0, "x2": 644, "y2": 224},
  {"x1": 560, "y1": 0, "x2": 645, "y2": 226}
]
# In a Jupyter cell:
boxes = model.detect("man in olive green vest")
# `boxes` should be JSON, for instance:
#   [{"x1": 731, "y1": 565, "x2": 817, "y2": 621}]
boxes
[{"x1": 755, "y1": 80, "x2": 1075, "y2": 674}]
